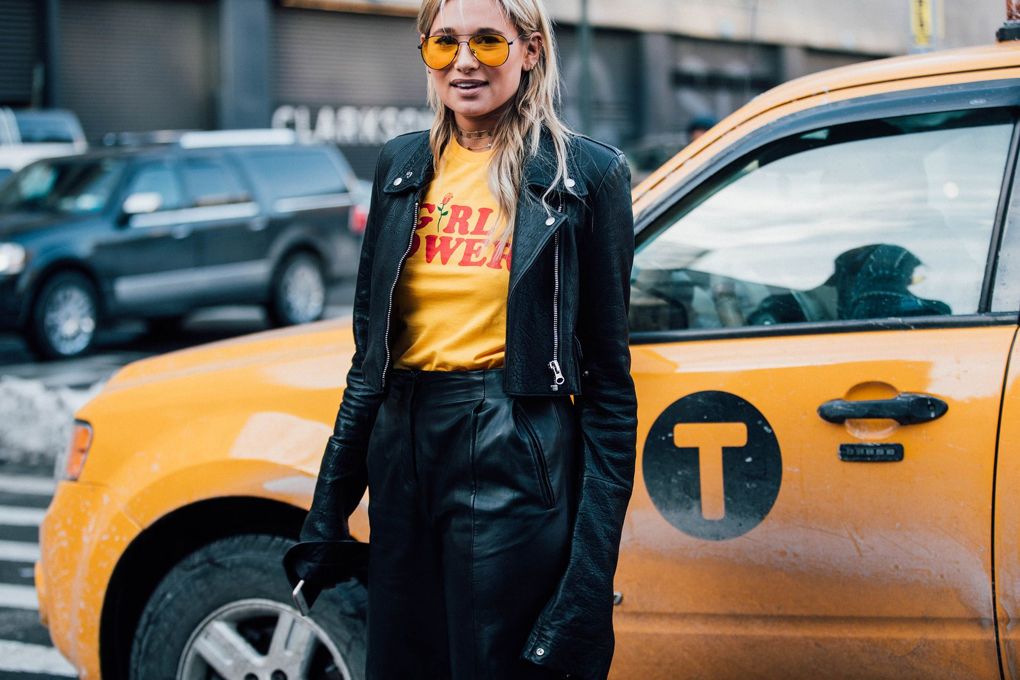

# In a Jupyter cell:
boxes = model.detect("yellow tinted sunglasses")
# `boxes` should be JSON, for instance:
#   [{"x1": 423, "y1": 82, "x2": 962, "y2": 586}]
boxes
[{"x1": 419, "y1": 32, "x2": 525, "y2": 70}]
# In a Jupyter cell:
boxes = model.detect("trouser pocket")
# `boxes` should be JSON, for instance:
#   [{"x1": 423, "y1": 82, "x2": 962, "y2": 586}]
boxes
[{"x1": 511, "y1": 397, "x2": 570, "y2": 511}]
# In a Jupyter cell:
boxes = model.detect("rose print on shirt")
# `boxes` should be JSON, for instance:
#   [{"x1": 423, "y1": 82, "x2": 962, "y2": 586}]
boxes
[{"x1": 435, "y1": 192, "x2": 453, "y2": 233}]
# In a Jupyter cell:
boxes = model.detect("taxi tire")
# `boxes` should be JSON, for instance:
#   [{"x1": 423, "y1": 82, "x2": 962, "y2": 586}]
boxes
[{"x1": 128, "y1": 533, "x2": 367, "y2": 680}]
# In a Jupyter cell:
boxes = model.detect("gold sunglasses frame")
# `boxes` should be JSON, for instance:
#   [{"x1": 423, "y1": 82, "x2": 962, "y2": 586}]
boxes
[{"x1": 418, "y1": 32, "x2": 529, "y2": 70}]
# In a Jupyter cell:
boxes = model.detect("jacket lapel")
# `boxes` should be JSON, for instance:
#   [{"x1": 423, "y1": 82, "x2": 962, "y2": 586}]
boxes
[{"x1": 508, "y1": 127, "x2": 573, "y2": 296}]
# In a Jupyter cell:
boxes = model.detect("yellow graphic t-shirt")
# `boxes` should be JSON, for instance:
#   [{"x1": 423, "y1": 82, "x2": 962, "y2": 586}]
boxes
[{"x1": 391, "y1": 136, "x2": 512, "y2": 370}]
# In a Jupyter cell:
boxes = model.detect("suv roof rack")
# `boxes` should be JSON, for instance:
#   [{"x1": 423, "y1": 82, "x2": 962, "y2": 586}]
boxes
[
  {"x1": 177, "y1": 129, "x2": 299, "y2": 148},
  {"x1": 98, "y1": 128, "x2": 302, "y2": 149}
]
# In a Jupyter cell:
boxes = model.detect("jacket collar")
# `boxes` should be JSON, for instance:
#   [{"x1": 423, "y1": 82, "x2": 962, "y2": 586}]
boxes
[{"x1": 381, "y1": 125, "x2": 587, "y2": 197}]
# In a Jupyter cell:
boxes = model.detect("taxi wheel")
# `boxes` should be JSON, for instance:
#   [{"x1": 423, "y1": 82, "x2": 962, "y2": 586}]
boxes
[
  {"x1": 129, "y1": 533, "x2": 367, "y2": 680},
  {"x1": 26, "y1": 270, "x2": 100, "y2": 360},
  {"x1": 267, "y1": 251, "x2": 326, "y2": 327}
]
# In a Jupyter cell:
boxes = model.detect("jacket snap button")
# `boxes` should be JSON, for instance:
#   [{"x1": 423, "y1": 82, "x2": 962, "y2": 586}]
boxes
[
  {"x1": 565, "y1": 177, "x2": 576, "y2": 188},
  {"x1": 536, "y1": 647, "x2": 545, "y2": 656},
  {"x1": 405, "y1": 171, "x2": 413, "y2": 178},
  {"x1": 545, "y1": 217, "x2": 556, "y2": 226},
  {"x1": 393, "y1": 177, "x2": 402, "y2": 186}
]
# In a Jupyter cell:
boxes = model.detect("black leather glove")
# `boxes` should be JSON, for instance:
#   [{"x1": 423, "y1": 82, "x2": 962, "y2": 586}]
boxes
[{"x1": 298, "y1": 435, "x2": 369, "y2": 543}]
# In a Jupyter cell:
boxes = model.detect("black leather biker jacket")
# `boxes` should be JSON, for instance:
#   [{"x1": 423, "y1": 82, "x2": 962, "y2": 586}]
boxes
[{"x1": 321, "y1": 125, "x2": 637, "y2": 680}]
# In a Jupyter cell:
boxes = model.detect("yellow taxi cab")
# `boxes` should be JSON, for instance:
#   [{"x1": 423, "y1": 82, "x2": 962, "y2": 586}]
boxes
[{"x1": 35, "y1": 28, "x2": 1020, "y2": 680}]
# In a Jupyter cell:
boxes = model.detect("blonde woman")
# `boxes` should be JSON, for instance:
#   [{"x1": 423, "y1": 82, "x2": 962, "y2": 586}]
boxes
[{"x1": 294, "y1": 0, "x2": 637, "y2": 678}]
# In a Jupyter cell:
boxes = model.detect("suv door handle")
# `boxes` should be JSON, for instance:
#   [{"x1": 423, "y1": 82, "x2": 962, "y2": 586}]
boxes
[
  {"x1": 818, "y1": 393, "x2": 948, "y2": 425},
  {"x1": 171, "y1": 224, "x2": 192, "y2": 239},
  {"x1": 248, "y1": 216, "x2": 269, "y2": 231}
]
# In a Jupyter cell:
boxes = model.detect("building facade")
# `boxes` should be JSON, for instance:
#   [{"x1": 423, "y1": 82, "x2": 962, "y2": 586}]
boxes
[{"x1": 0, "y1": 0, "x2": 1006, "y2": 176}]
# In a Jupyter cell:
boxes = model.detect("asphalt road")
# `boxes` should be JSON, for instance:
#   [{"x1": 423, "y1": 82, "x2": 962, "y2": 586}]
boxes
[{"x1": 0, "y1": 471, "x2": 76, "y2": 679}]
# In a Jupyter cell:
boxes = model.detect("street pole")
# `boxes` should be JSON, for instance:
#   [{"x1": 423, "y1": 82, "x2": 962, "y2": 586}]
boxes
[{"x1": 578, "y1": 0, "x2": 593, "y2": 135}]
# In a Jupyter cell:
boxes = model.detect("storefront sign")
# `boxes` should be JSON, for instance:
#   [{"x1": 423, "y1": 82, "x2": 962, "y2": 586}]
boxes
[{"x1": 272, "y1": 104, "x2": 434, "y2": 146}]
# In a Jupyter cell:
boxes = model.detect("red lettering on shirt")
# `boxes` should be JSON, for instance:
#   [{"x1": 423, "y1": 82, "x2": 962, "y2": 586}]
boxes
[
  {"x1": 487, "y1": 242, "x2": 512, "y2": 270},
  {"x1": 459, "y1": 239, "x2": 487, "y2": 267},
  {"x1": 424, "y1": 235, "x2": 464, "y2": 265},
  {"x1": 444, "y1": 204, "x2": 473, "y2": 235},
  {"x1": 471, "y1": 207, "x2": 494, "y2": 236}
]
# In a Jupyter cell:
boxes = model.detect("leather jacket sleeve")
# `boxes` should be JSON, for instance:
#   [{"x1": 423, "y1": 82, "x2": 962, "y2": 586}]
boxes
[
  {"x1": 521, "y1": 152, "x2": 638, "y2": 679},
  {"x1": 299, "y1": 150, "x2": 391, "y2": 543}
]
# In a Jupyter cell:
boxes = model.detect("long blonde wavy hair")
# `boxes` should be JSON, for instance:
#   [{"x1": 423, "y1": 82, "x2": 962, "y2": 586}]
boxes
[{"x1": 416, "y1": 0, "x2": 572, "y2": 255}]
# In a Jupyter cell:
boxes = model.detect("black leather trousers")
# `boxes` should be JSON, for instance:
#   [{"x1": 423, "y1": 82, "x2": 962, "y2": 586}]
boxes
[{"x1": 364, "y1": 367, "x2": 578, "y2": 680}]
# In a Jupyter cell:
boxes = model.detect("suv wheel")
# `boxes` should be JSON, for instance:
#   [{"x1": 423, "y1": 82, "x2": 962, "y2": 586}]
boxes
[
  {"x1": 268, "y1": 252, "x2": 326, "y2": 327},
  {"x1": 130, "y1": 534, "x2": 366, "y2": 680},
  {"x1": 27, "y1": 270, "x2": 99, "y2": 360}
]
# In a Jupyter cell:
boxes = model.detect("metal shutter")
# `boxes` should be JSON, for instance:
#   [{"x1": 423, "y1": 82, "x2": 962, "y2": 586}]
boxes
[
  {"x1": 0, "y1": 0, "x2": 40, "y2": 106},
  {"x1": 273, "y1": 7, "x2": 430, "y2": 177},
  {"x1": 59, "y1": 0, "x2": 215, "y2": 142}
]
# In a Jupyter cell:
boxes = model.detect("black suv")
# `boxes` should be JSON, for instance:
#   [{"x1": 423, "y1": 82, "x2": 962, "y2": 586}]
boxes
[{"x1": 0, "y1": 130, "x2": 366, "y2": 359}]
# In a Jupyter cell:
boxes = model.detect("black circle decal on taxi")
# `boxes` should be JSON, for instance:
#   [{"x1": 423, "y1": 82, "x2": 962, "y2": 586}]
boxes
[{"x1": 643, "y1": 391, "x2": 781, "y2": 540}]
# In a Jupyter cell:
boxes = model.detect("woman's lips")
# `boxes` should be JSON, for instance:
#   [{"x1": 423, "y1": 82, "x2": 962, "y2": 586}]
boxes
[{"x1": 451, "y1": 80, "x2": 487, "y2": 92}]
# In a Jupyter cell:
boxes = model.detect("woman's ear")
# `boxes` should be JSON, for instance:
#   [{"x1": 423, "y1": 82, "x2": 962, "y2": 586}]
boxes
[{"x1": 523, "y1": 31, "x2": 543, "y2": 72}]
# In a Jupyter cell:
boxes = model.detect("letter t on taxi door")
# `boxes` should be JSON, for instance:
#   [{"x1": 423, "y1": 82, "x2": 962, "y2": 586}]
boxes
[{"x1": 673, "y1": 423, "x2": 748, "y2": 520}]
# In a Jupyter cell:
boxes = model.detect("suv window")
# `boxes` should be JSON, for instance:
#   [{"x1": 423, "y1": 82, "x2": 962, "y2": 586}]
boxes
[
  {"x1": 630, "y1": 108, "x2": 1014, "y2": 334},
  {"x1": 180, "y1": 155, "x2": 251, "y2": 207},
  {"x1": 0, "y1": 158, "x2": 126, "y2": 215},
  {"x1": 124, "y1": 162, "x2": 184, "y2": 212},
  {"x1": 236, "y1": 147, "x2": 348, "y2": 203}
]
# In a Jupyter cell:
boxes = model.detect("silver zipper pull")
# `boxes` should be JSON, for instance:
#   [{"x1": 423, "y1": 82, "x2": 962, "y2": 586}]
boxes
[{"x1": 548, "y1": 359, "x2": 565, "y2": 391}]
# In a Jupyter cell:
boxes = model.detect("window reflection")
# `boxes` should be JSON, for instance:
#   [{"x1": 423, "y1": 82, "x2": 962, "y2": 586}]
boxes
[{"x1": 631, "y1": 109, "x2": 1012, "y2": 332}]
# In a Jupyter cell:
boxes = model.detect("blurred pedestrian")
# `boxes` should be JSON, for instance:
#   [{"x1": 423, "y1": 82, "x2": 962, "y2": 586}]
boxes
[
  {"x1": 294, "y1": 0, "x2": 637, "y2": 678},
  {"x1": 687, "y1": 114, "x2": 718, "y2": 143}
]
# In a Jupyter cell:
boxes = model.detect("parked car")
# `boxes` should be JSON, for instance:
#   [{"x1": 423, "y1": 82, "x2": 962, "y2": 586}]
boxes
[
  {"x1": 0, "y1": 107, "x2": 87, "y2": 182},
  {"x1": 0, "y1": 129, "x2": 365, "y2": 359},
  {"x1": 34, "y1": 32, "x2": 1020, "y2": 680}
]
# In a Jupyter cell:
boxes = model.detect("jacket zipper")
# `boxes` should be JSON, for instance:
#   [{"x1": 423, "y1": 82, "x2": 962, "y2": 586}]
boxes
[
  {"x1": 548, "y1": 198, "x2": 565, "y2": 392},
  {"x1": 382, "y1": 194, "x2": 420, "y2": 388}
]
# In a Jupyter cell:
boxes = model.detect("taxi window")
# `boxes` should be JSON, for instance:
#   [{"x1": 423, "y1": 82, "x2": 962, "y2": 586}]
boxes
[{"x1": 631, "y1": 108, "x2": 1014, "y2": 333}]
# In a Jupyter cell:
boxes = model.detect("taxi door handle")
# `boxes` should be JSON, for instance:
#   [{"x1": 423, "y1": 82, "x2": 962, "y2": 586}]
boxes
[{"x1": 818, "y1": 393, "x2": 948, "y2": 425}]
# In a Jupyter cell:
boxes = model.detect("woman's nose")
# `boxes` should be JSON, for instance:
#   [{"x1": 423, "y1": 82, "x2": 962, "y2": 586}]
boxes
[{"x1": 453, "y1": 42, "x2": 480, "y2": 71}]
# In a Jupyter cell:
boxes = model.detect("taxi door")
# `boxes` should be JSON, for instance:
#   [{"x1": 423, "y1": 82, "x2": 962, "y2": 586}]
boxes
[
  {"x1": 993, "y1": 173, "x2": 1020, "y2": 680},
  {"x1": 614, "y1": 104, "x2": 1019, "y2": 680}
]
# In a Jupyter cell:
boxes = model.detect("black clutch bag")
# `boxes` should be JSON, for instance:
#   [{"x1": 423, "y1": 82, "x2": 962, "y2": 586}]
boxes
[{"x1": 282, "y1": 538, "x2": 370, "y2": 616}]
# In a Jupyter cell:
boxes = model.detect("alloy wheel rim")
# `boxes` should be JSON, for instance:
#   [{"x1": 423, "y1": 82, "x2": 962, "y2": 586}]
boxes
[
  {"x1": 42, "y1": 283, "x2": 96, "y2": 356},
  {"x1": 177, "y1": 597, "x2": 350, "y2": 680},
  {"x1": 281, "y1": 259, "x2": 325, "y2": 323}
]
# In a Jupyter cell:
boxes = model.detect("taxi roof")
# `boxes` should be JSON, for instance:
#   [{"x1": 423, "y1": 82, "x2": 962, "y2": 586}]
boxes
[{"x1": 632, "y1": 40, "x2": 1020, "y2": 209}]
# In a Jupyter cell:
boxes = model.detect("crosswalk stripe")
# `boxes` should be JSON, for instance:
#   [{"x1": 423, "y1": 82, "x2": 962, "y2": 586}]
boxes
[
  {"x1": 0, "y1": 505, "x2": 45, "y2": 526},
  {"x1": 0, "y1": 474, "x2": 56, "y2": 497},
  {"x1": 0, "y1": 540, "x2": 40, "y2": 563},
  {"x1": 0, "y1": 639, "x2": 77, "y2": 676},
  {"x1": 0, "y1": 583, "x2": 38, "y2": 610}
]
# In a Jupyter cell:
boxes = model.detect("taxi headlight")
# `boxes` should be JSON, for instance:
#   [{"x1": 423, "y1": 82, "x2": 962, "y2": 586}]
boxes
[
  {"x1": 0, "y1": 243, "x2": 26, "y2": 274},
  {"x1": 58, "y1": 419, "x2": 93, "y2": 481}
]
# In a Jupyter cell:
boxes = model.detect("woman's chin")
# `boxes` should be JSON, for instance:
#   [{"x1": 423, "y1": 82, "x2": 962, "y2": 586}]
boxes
[{"x1": 446, "y1": 98, "x2": 504, "y2": 122}]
